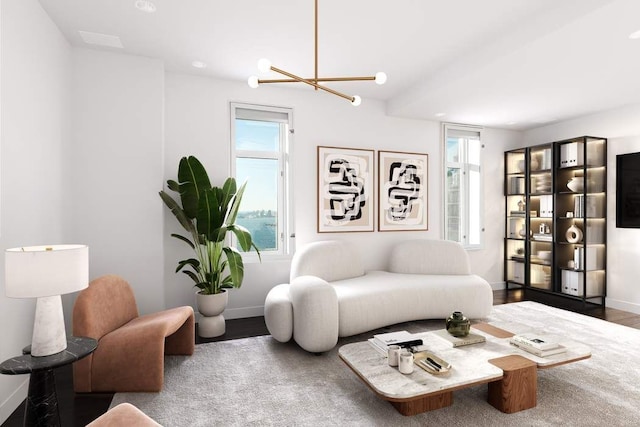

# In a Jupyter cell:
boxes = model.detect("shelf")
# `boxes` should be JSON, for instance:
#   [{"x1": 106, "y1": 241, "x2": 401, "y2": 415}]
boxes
[{"x1": 504, "y1": 136, "x2": 607, "y2": 309}]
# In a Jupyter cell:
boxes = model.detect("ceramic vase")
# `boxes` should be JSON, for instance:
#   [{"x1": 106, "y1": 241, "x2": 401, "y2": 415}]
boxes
[
  {"x1": 566, "y1": 224, "x2": 583, "y2": 244},
  {"x1": 196, "y1": 290, "x2": 228, "y2": 338},
  {"x1": 446, "y1": 311, "x2": 470, "y2": 337}
]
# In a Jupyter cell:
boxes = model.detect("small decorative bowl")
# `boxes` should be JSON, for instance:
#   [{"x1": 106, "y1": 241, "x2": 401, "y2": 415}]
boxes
[{"x1": 567, "y1": 177, "x2": 584, "y2": 192}]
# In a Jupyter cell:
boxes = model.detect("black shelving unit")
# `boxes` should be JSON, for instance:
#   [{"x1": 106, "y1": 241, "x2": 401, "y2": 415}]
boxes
[{"x1": 504, "y1": 136, "x2": 607, "y2": 308}]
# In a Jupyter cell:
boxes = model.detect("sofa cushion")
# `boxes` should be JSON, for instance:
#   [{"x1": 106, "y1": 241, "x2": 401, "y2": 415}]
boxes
[
  {"x1": 331, "y1": 271, "x2": 492, "y2": 337},
  {"x1": 388, "y1": 239, "x2": 471, "y2": 275},
  {"x1": 290, "y1": 240, "x2": 364, "y2": 282}
]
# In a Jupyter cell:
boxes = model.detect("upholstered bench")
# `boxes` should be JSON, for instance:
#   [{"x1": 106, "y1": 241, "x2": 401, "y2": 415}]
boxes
[{"x1": 265, "y1": 239, "x2": 493, "y2": 352}]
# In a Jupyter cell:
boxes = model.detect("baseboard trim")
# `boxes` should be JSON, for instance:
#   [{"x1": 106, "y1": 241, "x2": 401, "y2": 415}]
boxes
[
  {"x1": 0, "y1": 378, "x2": 28, "y2": 425},
  {"x1": 224, "y1": 305, "x2": 265, "y2": 320},
  {"x1": 491, "y1": 282, "x2": 506, "y2": 291},
  {"x1": 605, "y1": 298, "x2": 640, "y2": 315}
]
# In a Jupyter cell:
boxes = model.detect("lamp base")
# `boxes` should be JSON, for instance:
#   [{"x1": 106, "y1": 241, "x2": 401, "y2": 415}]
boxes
[{"x1": 32, "y1": 295, "x2": 67, "y2": 357}]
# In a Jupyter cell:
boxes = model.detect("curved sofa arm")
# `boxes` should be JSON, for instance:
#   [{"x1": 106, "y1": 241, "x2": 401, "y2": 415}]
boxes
[
  {"x1": 264, "y1": 284, "x2": 294, "y2": 343},
  {"x1": 289, "y1": 275, "x2": 339, "y2": 353}
]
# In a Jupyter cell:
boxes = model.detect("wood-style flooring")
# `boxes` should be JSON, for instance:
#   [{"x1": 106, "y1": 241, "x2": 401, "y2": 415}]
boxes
[{"x1": 2, "y1": 290, "x2": 639, "y2": 426}]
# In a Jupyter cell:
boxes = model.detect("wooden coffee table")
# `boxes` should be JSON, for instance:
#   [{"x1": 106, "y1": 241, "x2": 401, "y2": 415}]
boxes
[{"x1": 338, "y1": 323, "x2": 590, "y2": 416}]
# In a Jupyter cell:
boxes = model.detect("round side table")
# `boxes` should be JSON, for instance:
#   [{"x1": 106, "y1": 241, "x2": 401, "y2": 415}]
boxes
[{"x1": 0, "y1": 336, "x2": 97, "y2": 427}]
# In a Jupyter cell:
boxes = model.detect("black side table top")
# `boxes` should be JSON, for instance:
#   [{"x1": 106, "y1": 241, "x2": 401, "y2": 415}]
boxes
[{"x1": 0, "y1": 337, "x2": 97, "y2": 374}]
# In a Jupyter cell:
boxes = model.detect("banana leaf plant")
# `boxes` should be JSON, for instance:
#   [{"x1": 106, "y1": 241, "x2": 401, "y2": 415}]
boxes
[{"x1": 159, "y1": 156, "x2": 260, "y2": 295}]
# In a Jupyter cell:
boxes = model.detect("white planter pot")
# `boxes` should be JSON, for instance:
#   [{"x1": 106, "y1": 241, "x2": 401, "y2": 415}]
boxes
[{"x1": 196, "y1": 290, "x2": 228, "y2": 338}]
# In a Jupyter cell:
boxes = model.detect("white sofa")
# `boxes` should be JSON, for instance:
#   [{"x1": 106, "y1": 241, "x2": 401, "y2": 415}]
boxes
[{"x1": 264, "y1": 239, "x2": 493, "y2": 352}]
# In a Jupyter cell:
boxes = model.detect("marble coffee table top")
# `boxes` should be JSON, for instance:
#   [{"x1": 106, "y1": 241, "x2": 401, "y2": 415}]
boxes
[{"x1": 338, "y1": 323, "x2": 591, "y2": 400}]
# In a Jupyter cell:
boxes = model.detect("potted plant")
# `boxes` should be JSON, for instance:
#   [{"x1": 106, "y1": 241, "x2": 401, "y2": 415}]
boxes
[{"x1": 159, "y1": 155, "x2": 260, "y2": 337}]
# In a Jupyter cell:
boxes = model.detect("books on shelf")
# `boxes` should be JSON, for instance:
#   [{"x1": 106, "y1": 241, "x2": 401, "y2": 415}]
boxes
[
  {"x1": 509, "y1": 334, "x2": 567, "y2": 357},
  {"x1": 431, "y1": 329, "x2": 486, "y2": 347},
  {"x1": 532, "y1": 233, "x2": 552, "y2": 242}
]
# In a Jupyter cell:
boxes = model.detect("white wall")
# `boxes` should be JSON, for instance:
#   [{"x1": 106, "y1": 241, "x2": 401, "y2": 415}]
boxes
[
  {"x1": 522, "y1": 103, "x2": 640, "y2": 314},
  {"x1": 164, "y1": 73, "x2": 517, "y2": 318},
  {"x1": 68, "y1": 48, "x2": 166, "y2": 315},
  {"x1": 0, "y1": 0, "x2": 70, "y2": 422}
]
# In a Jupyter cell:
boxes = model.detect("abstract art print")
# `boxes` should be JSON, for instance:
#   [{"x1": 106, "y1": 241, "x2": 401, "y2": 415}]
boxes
[
  {"x1": 378, "y1": 150, "x2": 428, "y2": 231},
  {"x1": 317, "y1": 146, "x2": 374, "y2": 233}
]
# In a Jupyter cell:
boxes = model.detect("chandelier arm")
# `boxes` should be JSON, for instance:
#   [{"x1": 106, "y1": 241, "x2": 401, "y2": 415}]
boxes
[
  {"x1": 270, "y1": 66, "x2": 354, "y2": 102},
  {"x1": 258, "y1": 76, "x2": 375, "y2": 83}
]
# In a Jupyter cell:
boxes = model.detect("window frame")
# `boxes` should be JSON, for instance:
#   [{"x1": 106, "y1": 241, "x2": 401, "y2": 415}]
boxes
[
  {"x1": 230, "y1": 102, "x2": 295, "y2": 261},
  {"x1": 442, "y1": 123, "x2": 484, "y2": 250}
]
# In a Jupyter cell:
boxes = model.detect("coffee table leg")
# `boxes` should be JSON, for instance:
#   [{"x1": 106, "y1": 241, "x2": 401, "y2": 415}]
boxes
[
  {"x1": 487, "y1": 355, "x2": 537, "y2": 413},
  {"x1": 389, "y1": 391, "x2": 453, "y2": 416}
]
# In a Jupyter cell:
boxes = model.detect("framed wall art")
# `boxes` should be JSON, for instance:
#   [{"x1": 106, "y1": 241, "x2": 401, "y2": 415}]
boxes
[
  {"x1": 378, "y1": 150, "x2": 428, "y2": 231},
  {"x1": 317, "y1": 146, "x2": 374, "y2": 233}
]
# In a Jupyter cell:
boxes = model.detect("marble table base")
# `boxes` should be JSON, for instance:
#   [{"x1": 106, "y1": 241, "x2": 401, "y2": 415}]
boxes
[{"x1": 26, "y1": 369, "x2": 60, "y2": 427}]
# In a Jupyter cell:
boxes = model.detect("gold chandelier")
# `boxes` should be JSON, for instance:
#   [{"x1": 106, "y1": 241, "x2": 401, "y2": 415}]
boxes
[{"x1": 247, "y1": 0, "x2": 387, "y2": 106}]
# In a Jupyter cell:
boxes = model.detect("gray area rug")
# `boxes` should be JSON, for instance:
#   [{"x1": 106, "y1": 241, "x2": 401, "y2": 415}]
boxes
[{"x1": 111, "y1": 301, "x2": 640, "y2": 426}]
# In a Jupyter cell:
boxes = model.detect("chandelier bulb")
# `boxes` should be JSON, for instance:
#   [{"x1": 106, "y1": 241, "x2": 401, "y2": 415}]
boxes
[
  {"x1": 375, "y1": 72, "x2": 387, "y2": 85},
  {"x1": 351, "y1": 96, "x2": 362, "y2": 106},
  {"x1": 257, "y1": 58, "x2": 272, "y2": 74},
  {"x1": 248, "y1": 76, "x2": 260, "y2": 88}
]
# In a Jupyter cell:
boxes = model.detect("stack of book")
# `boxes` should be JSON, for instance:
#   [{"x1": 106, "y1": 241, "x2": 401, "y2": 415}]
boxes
[
  {"x1": 431, "y1": 329, "x2": 486, "y2": 347},
  {"x1": 367, "y1": 331, "x2": 424, "y2": 355},
  {"x1": 509, "y1": 334, "x2": 567, "y2": 357}
]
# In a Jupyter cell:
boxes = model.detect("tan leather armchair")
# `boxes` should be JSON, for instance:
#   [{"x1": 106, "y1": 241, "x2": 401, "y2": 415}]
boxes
[{"x1": 73, "y1": 275, "x2": 195, "y2": 392}]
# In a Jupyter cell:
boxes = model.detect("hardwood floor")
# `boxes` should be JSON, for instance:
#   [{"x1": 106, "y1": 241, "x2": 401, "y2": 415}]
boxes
[{"x1": 3, "y1": 290, "x2": 639, "y2": 426}]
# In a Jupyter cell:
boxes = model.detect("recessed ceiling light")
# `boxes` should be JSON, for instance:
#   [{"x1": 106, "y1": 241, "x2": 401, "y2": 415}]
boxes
[
  {"x1": 135, "y1": 0, "x2": 156, "y2": 13},
  {"x1": 192, "y1": 61, "x2": 207, "y2": 69},
  {"x1": 78, "y1": 30, "x2": 124, "y2": 48},
  {"x1": 435, "y1": 113, "x2": 446, "y2": 117},
  {"x1": 629, "y1": 29, "x2": 640, "y2": 40}
]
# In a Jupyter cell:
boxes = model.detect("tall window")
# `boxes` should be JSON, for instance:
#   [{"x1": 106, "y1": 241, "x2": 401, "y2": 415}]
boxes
[
  {"x1": 231, "y1": 103, "x2": 294, "y2": 258},
  {"x1": 443, "y1": 123, "x2": 483, "y2": 249}
]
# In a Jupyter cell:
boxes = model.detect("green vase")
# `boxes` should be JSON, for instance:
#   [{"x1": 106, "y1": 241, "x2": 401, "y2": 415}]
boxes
[{"x1": 446, "y1": 311, "x2": 470, "y2": 337}]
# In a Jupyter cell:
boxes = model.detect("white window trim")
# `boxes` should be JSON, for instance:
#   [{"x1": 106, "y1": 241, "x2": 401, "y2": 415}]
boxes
[
  {"x1": 442, "y1": 123, "x2": 484, "y2": 250},
  {"x1": 230, "y1": 102, "x2": 295, "y2": 262}
]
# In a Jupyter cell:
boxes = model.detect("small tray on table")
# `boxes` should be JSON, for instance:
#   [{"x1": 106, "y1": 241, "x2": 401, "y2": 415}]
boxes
[{"x1": 413, "y1": 351, "x2": 451, "y2": 375}]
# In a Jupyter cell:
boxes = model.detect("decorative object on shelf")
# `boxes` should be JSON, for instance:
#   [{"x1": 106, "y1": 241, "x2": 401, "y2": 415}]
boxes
[
  {"x1": 378, "y1": 150, "x2": 428, "y2": 231},
  {"x1": 567, "y1": 260, "x2": 575, "y2": 269},
  {"x1": 517, "y1": 198, "x2": 525, "y2": 211},
  {"x1": 445, "y1": 311, "x2": 470, "y2": 337},
  {"x1": 537, "y1": 250, "x2": 552, "y2": 263},
  {"x1": 318, "y1": 146, "x2": 374, "y2": 232},
  {"x1": 566, "y1": 211, "x2": 574, "y2": 218},
  {"x1": 566, "y1": 224, "x2": 583, "y2": 243},
  {"x1": 530, "y1": 157, "x2": 540, "y2": 171},
  {"x1": 247, "y1": 0, "x2": 386, "y2": 105},
  {"x1": 517, "y1": 160, "x2": 525, "y2": 172},
  {"x1": 567, "y1": 176, "x2": 584, "y2": 192},
  {"x1": 518, "y1": 226, "x2": 527, "y2": 238},
  {"x1": 159, "y1": 156, "x2": 260, "y2": 338},
  {"x1": 4, "y1": 245, "x2": 89, "y2": 357},
  {"x1": 538, "y1": 223, "x2": 550, "y2": 234}
]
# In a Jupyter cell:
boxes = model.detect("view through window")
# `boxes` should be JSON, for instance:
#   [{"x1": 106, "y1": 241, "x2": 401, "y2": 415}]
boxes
[
  {"x1": 231, "y1": 104, "x2": 293, "y2": 257},
  {"x1": 443, "y1": 124, "x2": 483, "y2": 248}
]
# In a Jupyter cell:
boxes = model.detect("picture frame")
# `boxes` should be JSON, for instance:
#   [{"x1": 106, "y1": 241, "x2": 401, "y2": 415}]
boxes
[
  {"x1": 616, "y1": 152, "x2": 640, "y2": 228},
  {"x1": 317, "y1": 146, "x2": 375, "y2": 233},
  {"x1": 378, "y1": 150, "x2": 428, "y2": 231}
]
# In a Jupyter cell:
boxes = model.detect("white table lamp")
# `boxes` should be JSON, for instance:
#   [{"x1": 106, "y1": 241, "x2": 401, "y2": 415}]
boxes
[{"x1": 5, "y1": 245, "x2": 89, "y2": 357}]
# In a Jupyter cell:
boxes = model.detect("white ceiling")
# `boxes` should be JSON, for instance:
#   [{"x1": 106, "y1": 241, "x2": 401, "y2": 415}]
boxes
[{"x1": 38, "y1": 0, "x2": 640, "y2": 130}]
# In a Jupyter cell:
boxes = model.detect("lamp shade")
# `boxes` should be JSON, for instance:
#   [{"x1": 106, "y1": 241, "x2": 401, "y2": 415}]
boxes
[{"x1": 5, "y1": 245, "x2": 89, "y2": 298}]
